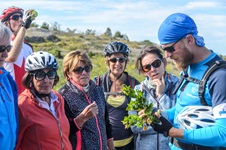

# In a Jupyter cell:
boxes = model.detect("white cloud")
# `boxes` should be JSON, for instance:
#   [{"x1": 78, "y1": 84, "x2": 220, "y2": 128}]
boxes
[{"x1": 1, "y1": 0, "x2": 226, "y2": 54}]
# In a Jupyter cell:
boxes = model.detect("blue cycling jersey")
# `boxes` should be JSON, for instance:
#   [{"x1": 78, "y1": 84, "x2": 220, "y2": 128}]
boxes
[{"x1": 166, "y1": 51, "x2": 226, "y2": 149}]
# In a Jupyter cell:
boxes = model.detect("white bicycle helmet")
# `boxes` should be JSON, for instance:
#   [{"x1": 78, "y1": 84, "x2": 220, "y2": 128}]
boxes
[
  {"x1": 177, "y1": 106, "x2": 215, "y2": 130},
  {"x1": 25, "y1": 51, "x2": 58, "y2": 71}
]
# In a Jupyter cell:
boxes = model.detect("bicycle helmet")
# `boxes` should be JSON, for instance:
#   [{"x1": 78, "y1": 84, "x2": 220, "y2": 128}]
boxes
[
  {"x1": 177, "y1": 106, "x2": 215, "y2": 130},
  {"x1": 104, "y1": 41, "x2": 130, "y2": 57},
  {"x1": 25, "y1": 51, "x2": 58, "y2": 72},
  {"x1": 0, "y1": 6, "x2": 24, "y2": 22}
]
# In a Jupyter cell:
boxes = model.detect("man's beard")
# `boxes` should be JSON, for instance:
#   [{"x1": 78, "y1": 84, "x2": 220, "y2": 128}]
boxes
[{"x1": 172, "y1": 47, "x2": 194, "y2": 71}]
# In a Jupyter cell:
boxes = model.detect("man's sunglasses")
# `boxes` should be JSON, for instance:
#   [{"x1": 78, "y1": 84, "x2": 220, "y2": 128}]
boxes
[
  {"x1": 161, "y1": 38, "x2": 182, "y2": 53},
  {"x1": 73, "y1": 66, "x2": 91, "y2": 74},
  {"x1": 10, "y1": 14, "x2": 23, "y2": 21},
  {"x1": 108, "y1": 57, "x2": 127, "y2": 63},
  {"x1": 0, "y1": 45, "x2": 12, "y2": 53},
  {"x1": 32, "y1": 70, "x2": 57, "y2": 81},
  {"x1": 142, "y1": 59, "x2": 162, "y2": 72}
]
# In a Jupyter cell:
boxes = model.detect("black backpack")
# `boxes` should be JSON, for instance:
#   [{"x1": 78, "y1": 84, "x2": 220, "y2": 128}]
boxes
[{"x1": 173, "y1": 60, "x2": 226, "y2": 105}]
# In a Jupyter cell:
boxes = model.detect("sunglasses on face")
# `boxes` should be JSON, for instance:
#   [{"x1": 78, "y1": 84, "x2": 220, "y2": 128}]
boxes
[
  {"x1": 161, "y1": 38, "x2": 182, "y2": 53},
  {"x1": 32, "y1": 70, "x2": 57, "y2": 81},
  {"x1": 10, "y1": 14, "x2": 23, "y2": 21},
  {"x1": 108, "y1": 57, "x2": 127, "y2": 63},
  {"x1": 0, "y1": 45, "x2": 12, "y2": 53},
  {"x1": 142, "y1": 59, "x2": 162, "y2": 72},
  {"x1": 73, "y1": 66, "x2": 91, "y2": 74}
]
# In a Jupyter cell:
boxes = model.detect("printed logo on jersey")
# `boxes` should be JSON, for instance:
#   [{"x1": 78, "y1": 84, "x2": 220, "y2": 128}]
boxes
[{"x1": 213, "y1": 103, "x2": 226, "y2": 118}]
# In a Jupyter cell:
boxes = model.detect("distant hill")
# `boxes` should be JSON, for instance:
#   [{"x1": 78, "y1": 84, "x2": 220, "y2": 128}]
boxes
[{"x1": 25, "y1": 27, "x2": 180, "y2": 90}]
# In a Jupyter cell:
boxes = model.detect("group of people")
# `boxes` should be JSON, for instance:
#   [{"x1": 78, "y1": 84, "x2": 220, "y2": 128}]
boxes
[{"x1": 0, "y1": 5, "x2": 225, "y2": 150}]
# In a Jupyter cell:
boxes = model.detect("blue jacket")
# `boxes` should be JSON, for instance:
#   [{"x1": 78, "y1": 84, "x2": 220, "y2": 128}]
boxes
[
  {"x1": 129, "y1": 72, "x2": 179, "y2": 150},
  {"x1": 0, "y1": 68, "x2": 18, "y2": 150},
  {"x1": 167, "y1": 52, "x2": 226, "y2": 149}
]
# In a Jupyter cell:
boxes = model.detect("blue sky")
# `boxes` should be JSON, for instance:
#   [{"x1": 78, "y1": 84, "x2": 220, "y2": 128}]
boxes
[{"x1": 1, "y1": 0, "x2": 226, "y2": 55}]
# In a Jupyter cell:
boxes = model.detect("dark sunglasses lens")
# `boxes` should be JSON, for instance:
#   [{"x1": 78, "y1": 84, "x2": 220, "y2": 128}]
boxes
[
  {"x1": 11, "y1": 15, "x2": 20, "y2": 20},
  {"x1": 109, "y1": 58, "x2": 117, "y2": 63},
  {"x1": 73, "y1": 67, "x2": 83, "y2": 74},
  {"x1": 35, "y1": 71, "x2": 46, "y2": 80},
  {"x1": 35, "y1": 70, "x2": 56, "y2": 80},
  {"x1": 84, "y1": 66, "x2": 91, "y2": 72},
  {"x1": 0, "y1": 45, "x2": 12, "y2": 52},
  {"x1": 47, "y1": 70, "x2": 56, "y2": 79},
  {"x1": 143, "y1": 64, "x2": 151, "y2": 72},
  {"x1": 109, "y1": 58, "x2": 126, "y2": 63},
  {"x1": 73, "y1": 66, "x2": 91, "y2": 74},
  {"x1": 152, "y1": 59, "x2": 161, "y2": 68},
  {"x1": 142, "y1": 59, "x2": 161, "y2": 72},
  {"x1": 118, "y1": 58, "x2": 126, "y2": 63},
  {"x1": 163, "y1": 46, "x2": 175, "y2": 53}
]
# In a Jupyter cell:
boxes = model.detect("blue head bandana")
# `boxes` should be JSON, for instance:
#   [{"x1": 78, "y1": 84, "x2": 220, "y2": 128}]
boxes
[{"x1": 158, "y1": 13, "x2": 205, "y2": 47}]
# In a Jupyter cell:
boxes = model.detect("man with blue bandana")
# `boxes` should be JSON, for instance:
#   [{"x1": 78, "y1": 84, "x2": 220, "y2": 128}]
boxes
[{"x1": 149, "y1": 13, "x2": 226, "y2": 150}]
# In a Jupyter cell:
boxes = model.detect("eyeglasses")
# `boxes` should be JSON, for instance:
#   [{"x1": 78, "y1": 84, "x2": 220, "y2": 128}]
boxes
[
  {"x1": 73, "y1": 66, "x2": 91, "y2": 74},
  {"x1": 161, "y1": 38, "x2": 182, "y2": 53},
  {"x1": 108, "y1": 57, "x2": 127, "y2": 63},
  {"x1": 0, "y1": 45, "x2": 12, "y2": 53},
  {"x1": 32, "y1": 70, "x2": 57, "y2": 81},
  {"x1": 10, "y1": 14, "x2": 23, "y2": 21},
  {"x1": 142, "y1": 59, "x2": 162, "y2": 72}
]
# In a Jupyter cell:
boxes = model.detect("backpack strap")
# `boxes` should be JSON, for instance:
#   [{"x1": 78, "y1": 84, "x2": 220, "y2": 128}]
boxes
[
  {"x1": 198, "y1": 60, "x2": 226, "y2": 105},
  {"x1": 172, "y1": 72, "x2": 188, "y2": 95}
]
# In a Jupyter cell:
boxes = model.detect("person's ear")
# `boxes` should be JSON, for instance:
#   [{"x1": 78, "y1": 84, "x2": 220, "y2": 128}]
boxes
[
  {"x1": 67, "y1": 71, "x2": 72, "y2": 79},
  {"x1": 185, "y1": 34, "x2": 195, "y2": 45}
]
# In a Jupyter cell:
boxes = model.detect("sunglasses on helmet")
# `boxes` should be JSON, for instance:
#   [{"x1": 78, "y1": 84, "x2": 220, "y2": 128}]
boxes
[
  {"x1": 108, "y1": 57, "x2": 127, "y2": 63},
  {"x1": 0, "y1": 45, "x2": 12, "y2": 53},
  {"x1": 10, "y1": 14, "x2": 23, "y2": 21},
  {"x1": 142, "y1": 59, "x2": 162, "y2": 72},
  {"x1": 73, "y1": 66, "x2": 91, "y2": 74},
  {"x1": 32, "y1": 70, "x2": 57, "y2": 81}
]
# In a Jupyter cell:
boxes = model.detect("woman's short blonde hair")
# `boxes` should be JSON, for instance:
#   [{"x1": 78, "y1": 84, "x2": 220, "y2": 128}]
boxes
[{"x1": 63, "y1": 50, "x2": 93, "y2": 81}]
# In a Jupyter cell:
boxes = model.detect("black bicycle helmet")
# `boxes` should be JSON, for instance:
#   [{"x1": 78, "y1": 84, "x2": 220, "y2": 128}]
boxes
[{"x1": 104, "y1": 41, "x2": 130, "y2": 57}]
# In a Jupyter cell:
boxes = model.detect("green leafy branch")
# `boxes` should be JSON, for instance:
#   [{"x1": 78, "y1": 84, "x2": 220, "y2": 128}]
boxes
[{"x1": 122, "y1": 84, "x2": 160, "y2": 130}]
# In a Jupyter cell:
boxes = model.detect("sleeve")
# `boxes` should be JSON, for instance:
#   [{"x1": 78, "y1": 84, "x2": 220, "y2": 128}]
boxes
[
  {"x1": 166, "y1": 107, "x2": 176, "y2": 124},
  {"x1": 184, "y1": 118, "x2": 226, "y2": 147}
]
